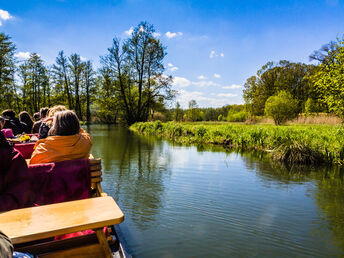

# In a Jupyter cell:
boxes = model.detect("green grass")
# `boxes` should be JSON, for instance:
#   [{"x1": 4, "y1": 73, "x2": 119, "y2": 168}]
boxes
[{"x1": 130, "y1": 121, "x2": 344, "y2": 166}]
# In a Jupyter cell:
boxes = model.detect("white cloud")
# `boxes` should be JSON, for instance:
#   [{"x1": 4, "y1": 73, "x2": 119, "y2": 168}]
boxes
[
  {"x1": 198, "y1": 75, "x2": 207, "y2": 80},
  {"x1": 153, "y1": 32, "x2": 161, "y2": 37},
  {"x1": 209, "y1": 50, "x2": 225, "y2": 59},
  {"x1": 0, "y1": 9, "x2": 12, "y2": 21},
  {"x1": 14, "y1": 51, "x2": 31, "y2": 59},
  {"x1": 193, "y1": 80, "x2": 217, "y2": 87},
  {"x1": 217, "y1": 93, "x2": 237, "y2": 97},
  {"x1": 139, "y1": 26, "x2": 145, "y2": 32},
  {"x1": 172, "y1": 76, "x2": 191, "y2": 87},
  {"x1": 214, "y1": 73, "x2": 221, "y2": 78},
  {"x1": 167, "y1": 63, "x2": 179, "y2": 72},
  {"x1": 222, "y1": 84, "x2": 242, "y2": 89},
  {"x1": 124, "y1": 26, "x2": 134, "y2": 36},
  {"x1": 165, "y1": 31, "x2": 183, "y2": 39},
  {"x1": 176, "y1": 89, "x2": 240, "y2": 108},
  {"x1": 80, "y1": 56, "x2": 87, "y2": 61}
]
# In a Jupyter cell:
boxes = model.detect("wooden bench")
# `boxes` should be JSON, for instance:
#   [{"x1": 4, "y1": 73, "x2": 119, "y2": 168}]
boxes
[{"x1": 0, "y1": 196, "x2": 124, "y2": 258}]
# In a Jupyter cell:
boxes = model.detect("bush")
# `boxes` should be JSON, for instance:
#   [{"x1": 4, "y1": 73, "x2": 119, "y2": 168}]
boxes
[
  {"x1": 218, "y1": 114, "x2": 223, "y2": 121},
  {"x1": 227, "y1": 111, "x2": 248, "y2": 122},
  {"x1": 265, "y1": 91, "x2": 299, "y2": 125}
]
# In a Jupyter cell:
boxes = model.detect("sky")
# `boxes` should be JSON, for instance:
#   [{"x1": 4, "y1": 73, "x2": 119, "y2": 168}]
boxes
[{"x1": 1, "y1": 0, "x2": 344, "y2": 108}]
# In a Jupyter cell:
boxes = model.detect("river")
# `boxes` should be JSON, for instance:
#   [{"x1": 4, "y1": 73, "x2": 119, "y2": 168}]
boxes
[{"x1": 87, "y1": 124, "x2": 344, "y2": 257}]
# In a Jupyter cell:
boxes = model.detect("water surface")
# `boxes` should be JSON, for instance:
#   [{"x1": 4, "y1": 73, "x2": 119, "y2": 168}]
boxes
[{"x1": 88, "y1": 125, "x2": 344, "y2": 257}]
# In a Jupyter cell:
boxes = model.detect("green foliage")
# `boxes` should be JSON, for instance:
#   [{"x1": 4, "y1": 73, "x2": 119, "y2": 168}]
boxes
[
  {"x1": 227, "y1": 111, "x2": 248, "y2": 122},
  {"x1": 173, "y1": 102, "x2": 183, "y2": 121},
  {"x1": 265, "y1": 91, "x2": 299, "y2": 125},
  {"x1": 0, "y1": 33, "x2": 17, "y2": 111},
  {"x1": 218, "y1": 114, "x2": 223, "y2": 121},
  {"x1": 101, "y1": 22, "x2": 175, "y2": 125},
  {"x1": 310, "y1": 37, "x2": 344, "y2": 120},
  {"x1": 243, "y1": 61, "x2": 315, "y2": 116},
  {"x1": 130, "y1": 122, "x2": 344, "y2": 165}
]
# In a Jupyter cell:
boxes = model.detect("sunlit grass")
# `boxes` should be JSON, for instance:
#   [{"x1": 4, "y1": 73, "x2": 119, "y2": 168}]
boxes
[{"x1": 130, "y1": 121, "x2": 344, "y2": 166}]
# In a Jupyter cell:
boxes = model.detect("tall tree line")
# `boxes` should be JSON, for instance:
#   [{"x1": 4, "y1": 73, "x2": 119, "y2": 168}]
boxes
[{"x1": 0, "y1": 22, "x2": 174, "y2": 124}]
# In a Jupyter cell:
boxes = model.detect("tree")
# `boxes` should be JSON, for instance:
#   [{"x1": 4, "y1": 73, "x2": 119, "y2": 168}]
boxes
[
  {"x1": 173, "y1": 102, "x2": 183, "y2": 121},
  {"x1": 18, "y1": 53, "x2": 49, "y2": 114},
  {"x1": 264, "y1": 91, "x2": 299, "y2": 125},
  {"x1": 310, "y1": 37, "x2": 344, "y2": 119},
  {"x1": 52, "y1": 51, "x2": 73, "y2": 109},
  {"x1": 83, "y1": 61, "x2": 96, "y2": 122},
  {"x1": 243, "y1": 61, "x2": 315, "y2": 115},
  {"x1": 0, "y1": 33, "x2": 17, "y2": 111},
  {"x1": 69, "y1": 53, "x2": 84, "y2": 119},
  {"x1": 101, "y1": 22, "x2": 175, "y2": 125}
]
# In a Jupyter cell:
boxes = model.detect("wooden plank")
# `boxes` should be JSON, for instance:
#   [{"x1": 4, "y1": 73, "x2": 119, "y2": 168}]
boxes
[
  {"x1": 96, "y1": 229, "x2": 112, "y2": 258},
  {"x1": 39, "y1": 243, "x2": 106, "y2": 258},
  {"x1": 91, "y1": 177, "x2": 102, "y2": 183},
  {"x1": 0, "y1": 196, "x2": 124, "y2": 245},
  {"x1": 90, "y1": 165, "x2": 102, "y2": 172},
  {"x1": 91, "y1": 171, "x2": 102, "y2": 177},
  {"x1": 89, "y1": 159, "x2": 101, "y2": 165}
]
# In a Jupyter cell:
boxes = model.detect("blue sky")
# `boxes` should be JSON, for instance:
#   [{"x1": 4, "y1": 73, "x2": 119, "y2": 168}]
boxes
[{"x1": 1, "y1": 0, "x2": 344, "y2": 108}]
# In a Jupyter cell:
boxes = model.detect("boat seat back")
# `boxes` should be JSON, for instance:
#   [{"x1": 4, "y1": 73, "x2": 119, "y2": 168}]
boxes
[{"x1": 28, "y1": 158, "x2": 104, "y2": 206}]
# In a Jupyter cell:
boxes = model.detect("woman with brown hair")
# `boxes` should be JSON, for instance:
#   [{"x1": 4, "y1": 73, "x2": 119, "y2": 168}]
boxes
[
  {"x1": 30, "y1": 110, "x2": 92, "y2": 164},
  {"x1": 19, "y1": 111, "x2": 34, "y2": 133}
]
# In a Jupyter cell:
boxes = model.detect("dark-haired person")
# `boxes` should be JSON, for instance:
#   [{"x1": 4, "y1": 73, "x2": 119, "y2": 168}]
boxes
[
  {"x1": 32, "y1": 107, "x2": 49, "y2": 134},
  {"x1": 33, "y1": 112, "x2": 40, "y2": 122},
  {"x1": 2, "y1": 110, "x2": 27, "y2": 135},
  {"x1": 19, "y1": 111, "x2": 33, "y2": 134},
  {"x1": 30, "y1": 110, "x2": 92, "y2": 164},
  {"x1": 38, "y1": 105, "x2": 67, "y2": 139},
  {"x1": 0, "y1": 131, "x2": 32, "y2": 212}
]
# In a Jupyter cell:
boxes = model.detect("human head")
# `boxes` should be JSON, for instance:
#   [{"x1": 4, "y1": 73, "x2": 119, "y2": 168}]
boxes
[
  {"x1": 48, "y1": 110, "x2": 80, "y2": 136},
  {"x1": 19, "y1": 111, "x2": 33, "y2": 125},
  {"x1": 2, "y1": 110, "x2": 15, "y2": 119},
  {"x1": 33, "y1": 112, "x2": 40, "y2": 121},
  {"x1": 0, "y1": 116, "x2": 5, "y2": 129},
  {"x1": 40, "y1": 107, "x2": 49, "y2": 119},
  {"x1": 47, "y1": 105, "x2": 67, "y2": 118}
]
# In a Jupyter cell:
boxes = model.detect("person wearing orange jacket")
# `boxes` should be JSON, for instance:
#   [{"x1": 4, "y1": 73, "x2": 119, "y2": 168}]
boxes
[{"x1": 30, "y1": 110, "x2": 92, "y2": 164}]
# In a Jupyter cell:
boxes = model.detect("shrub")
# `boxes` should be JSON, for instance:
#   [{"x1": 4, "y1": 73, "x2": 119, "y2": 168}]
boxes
[
  {"x1": 227, "y1": 111, "x2": 248, "y2": 122},
  {"x1": 265, "y1": 91, "x2": 299, "y2": 125},
  {"x1": 218, "y1": 114, "x2": 223, "y2": 121}
]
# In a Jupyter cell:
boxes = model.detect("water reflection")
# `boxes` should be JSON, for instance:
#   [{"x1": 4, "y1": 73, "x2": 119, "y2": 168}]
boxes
[{"x1": 88, "y1": 125, "x2": 171, "y2": 230}]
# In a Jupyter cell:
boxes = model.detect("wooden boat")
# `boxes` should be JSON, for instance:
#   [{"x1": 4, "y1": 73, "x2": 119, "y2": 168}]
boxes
[{"x1": 0, "y1": 158, "x2": 131, "y2": 258}]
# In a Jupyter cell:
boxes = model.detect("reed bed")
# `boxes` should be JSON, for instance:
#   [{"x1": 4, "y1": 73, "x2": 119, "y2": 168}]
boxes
[{"x1": 130, "y1": 121, "x2": 344, "y2": 166}]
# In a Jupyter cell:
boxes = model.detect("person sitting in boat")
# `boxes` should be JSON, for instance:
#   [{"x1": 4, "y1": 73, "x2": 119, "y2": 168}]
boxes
[
  {"x1": 30, "y1": 110, "x2": 92, "y2": 164},
  {"x1": 19, "y1": 111, "x2": 34, "y2": 134},
  {"x1": 0, "y1": 131, "x2": 32, "y2": 212},
  {"x1": 32, "y1": 107, "x2": 49, "y2": 134},
  {"x1": 0, "y1": 231, "x2": 13, "y2": 258},
  {"x1": 38, "y1": 105, "x2": 67, "y2": 139},
  {"x1": 33, "y1": 112, "x2": 40, "y2": 122},
  {"x1": 1, "y1": 110, "x2": 28, "y2": 136}
]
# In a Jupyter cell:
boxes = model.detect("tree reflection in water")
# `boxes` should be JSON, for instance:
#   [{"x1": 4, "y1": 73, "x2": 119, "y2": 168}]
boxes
[{"x1": 87, "y1": 124, "x2": 172, "y2": 230}]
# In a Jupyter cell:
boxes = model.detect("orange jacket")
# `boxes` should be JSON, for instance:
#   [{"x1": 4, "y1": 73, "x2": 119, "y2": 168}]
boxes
[{"x1": 29, "y1": 129, "x2": 92, "y2": 164}]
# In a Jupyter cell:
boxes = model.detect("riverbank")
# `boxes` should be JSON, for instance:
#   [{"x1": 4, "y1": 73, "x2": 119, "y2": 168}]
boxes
[{"x1": 130, "y1": 121, "x2": 344, "y2": 166}]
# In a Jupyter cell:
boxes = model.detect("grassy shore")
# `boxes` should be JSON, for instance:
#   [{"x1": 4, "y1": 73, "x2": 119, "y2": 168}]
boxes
[{"x1": 130, "y1": 121, "x2": 344, "y2": 166}]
